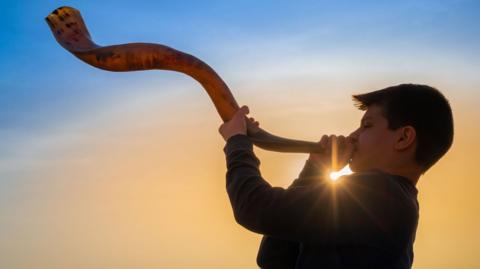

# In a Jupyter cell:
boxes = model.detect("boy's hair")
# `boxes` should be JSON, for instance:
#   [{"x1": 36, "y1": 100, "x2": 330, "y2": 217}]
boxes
[{"x1": 352, "y1": 84, "x2": 454, "y2": 174}]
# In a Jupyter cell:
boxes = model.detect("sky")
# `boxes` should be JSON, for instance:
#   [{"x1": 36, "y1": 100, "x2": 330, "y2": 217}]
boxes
[{"x1": 1, "y1": 0, "x2": 480, "y2": 268}]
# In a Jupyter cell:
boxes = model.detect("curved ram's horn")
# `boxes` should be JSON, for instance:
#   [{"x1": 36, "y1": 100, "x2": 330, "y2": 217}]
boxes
[{"x1": 45, "y1": 6, "x2": 322, "y2": 153}]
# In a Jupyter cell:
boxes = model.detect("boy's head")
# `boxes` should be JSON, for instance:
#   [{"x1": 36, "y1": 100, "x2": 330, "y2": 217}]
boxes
[{"x1": 347, "y1": 84, "x2": 454, "y2": 179}]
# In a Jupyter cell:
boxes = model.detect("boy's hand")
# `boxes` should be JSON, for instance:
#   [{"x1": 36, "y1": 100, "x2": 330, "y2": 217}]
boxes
[
  {"x1": 308, "y1": 135, "x2": 355, "y2": 172},
  {"x1": 218, "y1": 105, "x2": 259, "y2": 142}
]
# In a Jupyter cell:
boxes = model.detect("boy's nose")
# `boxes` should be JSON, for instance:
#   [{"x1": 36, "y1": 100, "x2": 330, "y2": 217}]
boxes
[
  {"x1": 347, "y1": 132, "x2": 358, "y2": 147},
  {"x1": 348, "y1": 127, "x2": 361, "y2": 139}
]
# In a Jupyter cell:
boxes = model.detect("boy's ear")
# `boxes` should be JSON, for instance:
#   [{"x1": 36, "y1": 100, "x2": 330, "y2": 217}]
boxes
[{"x1": 394, "y1": 126, "x2": 416, "y2": 151}]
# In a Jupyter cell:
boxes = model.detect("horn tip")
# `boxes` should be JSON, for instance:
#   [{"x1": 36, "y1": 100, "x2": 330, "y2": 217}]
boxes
[{"x1": 50, "y1": 6, "x2": 75, "y2": 15}]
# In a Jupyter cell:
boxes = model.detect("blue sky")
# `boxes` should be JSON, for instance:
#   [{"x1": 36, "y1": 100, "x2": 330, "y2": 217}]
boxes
[{"x1": 1, "y1": 0, "x2": 479, "y2": 131}]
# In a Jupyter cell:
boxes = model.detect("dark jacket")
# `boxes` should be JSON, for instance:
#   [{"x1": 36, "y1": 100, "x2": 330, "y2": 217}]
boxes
[{"x1": 223, "y1": 134, "x2": 419, "y2": 269}]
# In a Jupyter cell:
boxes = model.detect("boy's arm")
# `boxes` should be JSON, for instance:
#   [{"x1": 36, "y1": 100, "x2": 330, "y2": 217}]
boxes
[{"x1": 256, "y1": 159, "x2": 327, "y2": 268}]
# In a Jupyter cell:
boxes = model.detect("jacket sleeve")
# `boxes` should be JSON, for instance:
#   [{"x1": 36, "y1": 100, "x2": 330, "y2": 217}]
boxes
[
  {"x1": 223, "y1": 134, "x2": 405, "y2": 247},
  {"x1": 256, "y1": 159, "x2": 328, "y2": 269}
]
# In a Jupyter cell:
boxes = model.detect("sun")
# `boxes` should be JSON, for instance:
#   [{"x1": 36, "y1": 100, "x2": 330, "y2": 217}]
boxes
[{"x1": 329, "y1": 165, "x2": 353, "y2": 181}]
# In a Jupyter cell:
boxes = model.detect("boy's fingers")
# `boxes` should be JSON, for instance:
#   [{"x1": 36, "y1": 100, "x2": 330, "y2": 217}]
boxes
[
  {"x1": 233, "y1": 106, "x2": 249, "y2": 120},
  {"x1": 337, "y1": 135, "x2": 345, "y2": 147},
  {"x1": 329, "y1": 135, "x2": 336, "y2": 144},
  {"x1": 329, "y1": 135, "x2": 336, "y2": 150},
  {"x1": 319, "y1": 135, "x2": 328, "y2": 148}
]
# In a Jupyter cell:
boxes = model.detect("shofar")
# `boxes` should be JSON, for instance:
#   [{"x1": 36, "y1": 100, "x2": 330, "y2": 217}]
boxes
[{"x1": 45, "y1": 6, "x2": 322, "y2": 153}]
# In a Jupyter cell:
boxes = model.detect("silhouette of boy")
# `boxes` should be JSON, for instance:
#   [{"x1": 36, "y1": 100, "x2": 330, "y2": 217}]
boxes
[{"x1": 219, "y1": 84, "x2": 453, "y2": 269}]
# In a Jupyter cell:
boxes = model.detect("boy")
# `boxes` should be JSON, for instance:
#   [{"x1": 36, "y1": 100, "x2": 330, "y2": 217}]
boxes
[{"x1": 219, "y1": 84, "x2": 453, "y2": 268}]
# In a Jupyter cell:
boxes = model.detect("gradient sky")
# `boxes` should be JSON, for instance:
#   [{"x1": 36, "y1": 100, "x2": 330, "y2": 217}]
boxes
[{"x1": 1, "y1": 1, "x2": 480, "y2": 268}]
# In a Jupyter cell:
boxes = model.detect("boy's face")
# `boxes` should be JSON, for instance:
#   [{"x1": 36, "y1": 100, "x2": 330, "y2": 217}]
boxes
[{"x1": 348, "y1": 104, "x2": 397, "y2": 173}]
